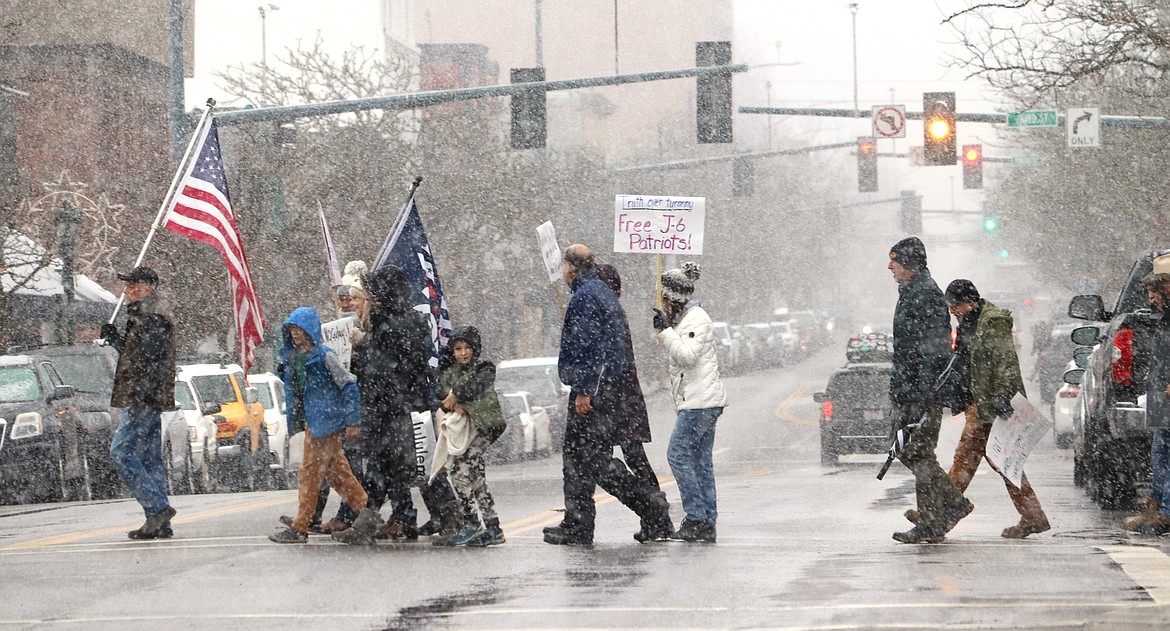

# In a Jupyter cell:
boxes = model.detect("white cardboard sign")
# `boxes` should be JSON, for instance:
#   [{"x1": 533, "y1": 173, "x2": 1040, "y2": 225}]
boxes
[
  {"x1": 985, "y1": 394, "x2": 1052, "y2": 487},
  {"x1": 536, "y1": 221, "x2": 561, "y2": 284},
  {"x1": 613, "y1": 195, "x2": 705, "y2": 255},
  {"x1": 320, "y1": 316, "x2": 357, "y2": 370}
]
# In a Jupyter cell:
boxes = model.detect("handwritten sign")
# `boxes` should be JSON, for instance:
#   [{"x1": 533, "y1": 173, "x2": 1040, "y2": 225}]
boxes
[
  {"x1": 613, "y1": 195, "x2": 705, "y2": 255},
  {"x1": 320, "y1": 316, "x2": 357, "y2": 370},
  {"x1": 536, "y1": 221, "x2": 561, "y2": 284},
  {"x1": 985, "y1": 394, "x2": 1052, "y2": 487}
]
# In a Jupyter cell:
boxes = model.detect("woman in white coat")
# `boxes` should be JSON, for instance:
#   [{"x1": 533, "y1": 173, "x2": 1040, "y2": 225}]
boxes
[{"x1": 653, "y1": 263, "x2": 728, "y2": 543}]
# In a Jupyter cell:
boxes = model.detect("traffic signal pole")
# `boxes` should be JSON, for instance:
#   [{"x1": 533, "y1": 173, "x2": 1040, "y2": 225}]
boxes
[{"x1": 738, "y1": 106, "x2": 1170, "y2": 129}]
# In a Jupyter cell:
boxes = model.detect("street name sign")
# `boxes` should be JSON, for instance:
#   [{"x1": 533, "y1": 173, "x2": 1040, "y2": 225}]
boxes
[
  {"x1": 871, "y1": 105, "x2": 906, "y2": 138},
  {"x1": 1011, "y1": 155, "x2": 1048, "y2": 167},
  {"x1": 1007, "y1": 110, "x2": 1058, "y2": 127},
  {"x1": 1068, "y1": 107, "x2": 1100, "y2": 148}
]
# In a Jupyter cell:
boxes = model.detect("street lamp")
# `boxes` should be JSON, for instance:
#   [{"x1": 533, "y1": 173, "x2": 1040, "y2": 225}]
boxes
[
  {"x1": 849, "y1": 2, "x2": 859, "y2": 118},
  {"x1": 258, "y1": 4, "x2": 279, "y2": 102}
]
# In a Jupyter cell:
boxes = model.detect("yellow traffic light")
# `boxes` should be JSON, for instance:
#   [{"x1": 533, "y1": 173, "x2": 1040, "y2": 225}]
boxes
[{"x1": 929, "y1": 119, "x2": 951, "y2": 140}]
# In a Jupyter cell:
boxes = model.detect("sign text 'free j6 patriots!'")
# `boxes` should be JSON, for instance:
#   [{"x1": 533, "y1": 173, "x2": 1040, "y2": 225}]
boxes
[{"x1": 613, "y1": 195, "x2": 705, "y2": 255}]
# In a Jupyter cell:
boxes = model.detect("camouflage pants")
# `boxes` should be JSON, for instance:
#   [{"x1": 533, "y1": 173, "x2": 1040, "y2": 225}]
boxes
[{"x1": 450, "y1": 434, "x2": 497, "y2": 522}]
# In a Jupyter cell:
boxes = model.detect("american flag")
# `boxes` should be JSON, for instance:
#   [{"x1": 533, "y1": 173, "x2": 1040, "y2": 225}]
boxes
[
  {"x1": 162, "y1": 120, "x2": 266, "y2": 373},
  {"x1": 374, "y1": 199, "x2": 451, "y2": 368}
]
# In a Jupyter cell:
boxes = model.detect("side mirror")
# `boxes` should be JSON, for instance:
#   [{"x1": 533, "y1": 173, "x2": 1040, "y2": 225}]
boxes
[
  {"x1": 243, "y1": 387, "x2": 259, "y2": 405},
  {"x1": 812, "y1": 391, "x2": 827, "y2": 403},
  {"x1": 49, "y1": 384, "x2": 76, "y2": 401},
  {"x1": 1063, "y1": 367, "x2": 1085, "y2": 386},
  {"x1": 1073, "y1": 347, "x2": 1093, "y2": 368},
  {"x1": 1071, "y1": 326, "x2": 1101, "y2": 347},
  {"x1": 1069, "y1": 295, "x2": 1107, "y2": 322},
  {"x1": 201, "y1": 402, "x2": 222, "y2": 416}
]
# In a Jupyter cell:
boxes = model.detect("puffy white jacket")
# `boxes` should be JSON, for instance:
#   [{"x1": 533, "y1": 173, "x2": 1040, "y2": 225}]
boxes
[{"x1": 657, "y1": 304, "x2": 728, "y2": 410}]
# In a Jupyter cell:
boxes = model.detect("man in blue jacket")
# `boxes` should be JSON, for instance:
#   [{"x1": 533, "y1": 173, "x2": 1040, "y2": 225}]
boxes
[
  {"x1": 544, "y1": 244, "x2": 673, "y2": 546},
  {"x1": 269, "y1": 307, "x2": 383, "y2": 544}
]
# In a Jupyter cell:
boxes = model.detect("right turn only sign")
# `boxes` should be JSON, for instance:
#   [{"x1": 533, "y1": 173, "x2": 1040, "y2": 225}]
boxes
[{"x1": 1067, "y1": 107, "x2": 1099, "y2": 148}]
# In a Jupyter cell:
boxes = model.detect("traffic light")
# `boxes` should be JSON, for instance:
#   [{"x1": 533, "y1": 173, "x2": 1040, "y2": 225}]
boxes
[
  {"x1": 923, "y1": 92, "x2": 956, "y2": 166},
  {"x1": 857, "y1": 136, "x2": 877, "y2": 193},
  {"x1": 696, "y1": 41, "x2": 733, "y2": 143},
  {"x1": 983, "y1": 215, "x2": 998, "y2": 232},
  {"x1": 900, "y1": 190, "x2": 922, "y2": 233},
  {"x1": 962, "y1": 144, "x2": 983, "y2": 189},
  {"x1": 510, "y1": 67, "x2": 547, "y2": 149}
]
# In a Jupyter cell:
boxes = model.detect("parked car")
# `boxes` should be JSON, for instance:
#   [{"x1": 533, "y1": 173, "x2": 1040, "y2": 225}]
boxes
[
  {"x1": 814, "y1": 361, "x2": 893, "y2": 465},
  {"x1": 495, "y1": 357, "x2": 567, "y2": 449},
  {"x1": 711, "y1": 321, "x2": 742, "y2": 374},
  {"x1": 769, "y1": 321, "x2": 798, "y2": 362},
  {"x1": 1051, "y1": 360, "x2": 1080, "y2": 449},
  {"x1": 0, "y1": 354, "x2": 89, "y2": 503},
  {"x1": 176, "y1": 363, "x2": 271, "y2": 491},
  {"x1": 787, "y1": 310, "x2": 829, "y2": 352},
  {"x1": 488, "y1": 391, "x2": 553, "y2": 462},
  {"x1": 740, "y1": 323, "x2": 775, "y2": 370},
  {"x1": 1065, "y1": 247, "x2": 1170, "y2": 508},
  {"x1": 158, "y1": 407, "x2": 205, "y2": 495},
  {"x1": 249, "y1": 372, "x2": 294, "y2": 488}
]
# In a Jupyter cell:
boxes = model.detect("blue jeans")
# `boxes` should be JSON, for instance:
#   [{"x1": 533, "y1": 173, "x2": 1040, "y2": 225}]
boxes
[
  {"x1": 1151, "y1": 428, "x2": 1170, "y2": 515},
  {"x1": 667, "y1": 407, "x2": 724, "y2": 525},
  {"x1": 109, "y1": 404, "x2": 169, "y2": 517}
]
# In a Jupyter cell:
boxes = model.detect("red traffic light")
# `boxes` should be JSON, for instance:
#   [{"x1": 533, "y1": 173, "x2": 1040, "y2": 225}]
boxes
[
  {"x1": 963, "y1": 145, "x2": 982, "y2": 164},
  {"x1": 859, "y1": 139, "x2": 875, "y2": 154}
]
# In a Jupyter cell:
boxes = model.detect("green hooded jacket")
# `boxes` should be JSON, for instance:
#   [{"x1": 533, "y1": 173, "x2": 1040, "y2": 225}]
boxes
[{"x1": 970, "y1": 301, "x2": 1026, "y2": 425}]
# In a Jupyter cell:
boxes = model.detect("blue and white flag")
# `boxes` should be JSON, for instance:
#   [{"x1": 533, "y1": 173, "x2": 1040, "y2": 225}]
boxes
[{"x1": 375, "y1": 199, "x2": 451, "y2": 368}]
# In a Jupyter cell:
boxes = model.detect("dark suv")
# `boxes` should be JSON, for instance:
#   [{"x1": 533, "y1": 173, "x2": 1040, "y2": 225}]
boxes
[
  {"x1": 1067, "y1": 248, "x2": 1170, "y2": 508},
  {"x1": 814, "y1": 333, "x2": 894, "y2": 465},
  {"x1": 0, "y1": 354, "x2": 88, "y2": 503}
]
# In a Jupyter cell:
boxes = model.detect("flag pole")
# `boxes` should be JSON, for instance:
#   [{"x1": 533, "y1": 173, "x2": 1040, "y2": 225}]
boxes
[
  {"x1": 373, "y1": 176, "x2": 423, "y2": 270},
  {"x1": 108, "y1": 98, "x2": 217, "y2": 323}
]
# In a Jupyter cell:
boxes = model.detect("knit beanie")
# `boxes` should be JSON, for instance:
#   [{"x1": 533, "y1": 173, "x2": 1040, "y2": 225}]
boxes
[
  {"x1": 661, "y1": 262, "x2": 701, "y2": 303},
  {"x1": 889, "y1": 237, "x2": 927, "y2": 272},
  {"x1": 340, "y1": 260, "x2": 369, "y2": 299},
  {"x1": 944, "y1": 279, "x2": 981, "y2": 305}
]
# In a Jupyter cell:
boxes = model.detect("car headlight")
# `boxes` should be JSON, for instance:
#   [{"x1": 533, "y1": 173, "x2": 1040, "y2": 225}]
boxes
[
  {"x1": 11, "y1": 412, "x2": 43, "y2": 439},
  {"x1": 188, "y1": 426, "x2": 198, "y2": 442}
]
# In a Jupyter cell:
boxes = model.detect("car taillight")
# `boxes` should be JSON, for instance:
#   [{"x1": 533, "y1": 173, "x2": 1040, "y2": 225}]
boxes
[
  {"x1": 950, "y1": 329, "x2": 957, "y2": 351},
  {"x1": 822, "y1": 401, "x2": 833, "y2": 421},
  {"x1": 1058, "y1": 386, "x2": 1081, "y2": 398},
  {"x1": 1112, "y1": 329, "x2": 1135, "y2": 386}
]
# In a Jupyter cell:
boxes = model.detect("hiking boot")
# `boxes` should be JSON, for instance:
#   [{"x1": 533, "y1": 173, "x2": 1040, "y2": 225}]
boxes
[
  {"x1": 377, "y1": 521, "x2": 419, "y2": 541},
  {"x1": 1134, "y1": 514, "x2": 1170, "y2": 536},
  {"x1": 446, "y1": 523, "x2": 485, "y2": 546},
  {"x1": 418, "y1": 518, "x2": 443, "y2": 536},
  {"x1": 128, "y1": 505, "x2": 176, "y2": 540},
  {"x1": 1124, "y1": 499, "x2": 1161, "y2": 532},
  {"x1": 467, "y1": 519, "x2": 506, "y2": 547},
  {"x1": 331, "y1": 508, "x2": 383, "y2": 546},
  {"x1": 268, "y1": 527, "x2": 308, "y2": 544},
  {"x1": 542, "y1": 525, "x2": 593, "y2": 546},
  {"x1": 280, "y1": 515, "x2": 323, "y2": 534},
  {"x1": 543, "y1": 522, "x2": 568, "y2": 535},
  {"x1": 1001, "y1": 516, "x2": 1051, "y2": 539},
  {"x1": 938, "y1": 498, "x2": 975, "y2": 534},
  {"x1": 892, "y1": 526, "x2": 945, "y2": 544},
  {"x1": 672, "y1": 518, "x2": 716, "y2": 543},
  {"x1": 634, "y1": 517, "x2": 675, "y2": 543},
  {"x1": 319, "y1": 517, "x2": 351, "y2": 535}
]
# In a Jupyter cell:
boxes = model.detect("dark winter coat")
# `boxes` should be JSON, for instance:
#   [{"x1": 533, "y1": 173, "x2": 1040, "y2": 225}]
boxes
[
  {"x1": 1145, "y1": 309, "x2": 1170, "y2": 426},
  {"x1": 596, "y1": 264, "x2": 651, "y2": 444},
  {"x1": 351, "y1": 265, "x2": 434, "y2": 485},
  {"x1": 890, "y1": 269, "x2": 952, "y2": 404},
  {"x1": 110, "y1": 292, "x2": 176, "y2": 410},
  {"x1": 277, "y1": 307, "x2": 361, "y2": 438},
  {"x1": 439, "y1": 326, "x2": 506, "y2": 442},
  {"x1": 968, "y1": 301, "x2": 1026, "y2": 424},
  {"x1": 558, "y1": 267, "x2": 630, "y2": 399}
]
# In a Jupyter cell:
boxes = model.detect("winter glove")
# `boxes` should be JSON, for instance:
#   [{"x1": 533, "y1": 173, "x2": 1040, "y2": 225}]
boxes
[
  {"x1": 652, "y1": 308, "x2": 669, "y2": 332},
  {"x1": 100, "y1": 323, "x2": 118, "y2": 345},
  {"x1": 991, "y1": 396, "x2": 1014, "y2": 419}
]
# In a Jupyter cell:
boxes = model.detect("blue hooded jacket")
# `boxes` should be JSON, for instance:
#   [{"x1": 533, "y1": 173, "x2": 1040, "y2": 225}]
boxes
[
  {"x1": 558, "y1": 267, "x2": 630, "y2": 397},
  {"x1": 278, "y1": 307, "x2": 361, "y2": 438}
]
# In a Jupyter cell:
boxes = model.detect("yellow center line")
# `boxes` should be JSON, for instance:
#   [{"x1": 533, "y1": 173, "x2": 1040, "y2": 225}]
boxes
[
  {"x1": 503, "y1": 477, "x2": 680, "y2": 537},
  {"x1": 773, "y1": 383, "x2": 818, "y2": 427}
]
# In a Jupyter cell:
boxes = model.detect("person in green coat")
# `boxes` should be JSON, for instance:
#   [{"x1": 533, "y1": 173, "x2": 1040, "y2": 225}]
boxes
[
  {"x1": 940, "y1": 279, "x2": 1050, "y2": 539},
  {"x1": 435, "y1": 325, "x2": 507, "y2": 547}
]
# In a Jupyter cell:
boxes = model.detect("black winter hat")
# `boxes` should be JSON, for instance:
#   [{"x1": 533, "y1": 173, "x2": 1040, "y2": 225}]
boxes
[
  {"x1": 889, "y1": 237, "x2": 927, "y2": 272},
  {"x1": 945, "y1": 279, "x2": 981, "y2": 305}
]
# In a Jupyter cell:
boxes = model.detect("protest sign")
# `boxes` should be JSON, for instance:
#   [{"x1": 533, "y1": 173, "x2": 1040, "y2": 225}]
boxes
[
  {"x1": 320, "y1": 316, "x2": 357, "y2": 370},
  {"x1": 986, "y1": 394, "x2": 1052, "y2": 487},
  {"x1": 536, "y1": 221, "x2": 561, "y2": 284},
  {"x1": 613, "y1": 195, "x2": 705, "y2": 255}
]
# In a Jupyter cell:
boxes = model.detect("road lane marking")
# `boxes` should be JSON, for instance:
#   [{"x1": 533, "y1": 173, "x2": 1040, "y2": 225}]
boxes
[
  {"x1": 773, "y1": 384, "x2": 817, "y2": 427},
  {"x1": 1100, "y1": 544, "x2": 1170, "y2": 604},
  {"x1": 1, "y1": 494, "x2": 293, "y2": 551}
]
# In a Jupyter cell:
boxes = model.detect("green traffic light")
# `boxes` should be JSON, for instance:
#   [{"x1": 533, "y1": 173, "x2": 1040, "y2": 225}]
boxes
[
  {"x1": 1000, "y1": 248, "x2": 1010, "y2": 258},
  {"x1": 983, "y1": 217, "x2": 998, "y2": 232}
]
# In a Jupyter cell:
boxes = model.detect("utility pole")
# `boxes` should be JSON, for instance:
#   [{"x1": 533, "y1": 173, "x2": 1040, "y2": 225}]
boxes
[
  {"x1": 55, "y1": 198, "x2": 80, "y2": 344},
  {"x1": 167, "y1": 0, "x2": 185, "y2": 162},
  {"x1": 534, "y1": 0, "x2": 544, "y2": 66},
  {"x1": 850, "y1": 3, "x2": 859, "y2": 119},
  {"x1": 613, "y1": 0, "x2": 620, "y2": 74}
]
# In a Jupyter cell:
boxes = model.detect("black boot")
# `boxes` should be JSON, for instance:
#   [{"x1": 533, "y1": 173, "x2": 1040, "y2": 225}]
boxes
[
  {"x1": 128, "y1": 505, "x2": 176, "y2": 540},
  {"x1": 635, "y1": 492, "x2": 674, "y2": 543},
  {"x1": 543, "y1": 525, "x2": 593, "y2": 546}
]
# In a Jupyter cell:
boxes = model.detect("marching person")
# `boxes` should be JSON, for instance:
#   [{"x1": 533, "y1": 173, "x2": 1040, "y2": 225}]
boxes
[
  {"x1": 886, "y1": 238, "x2": 972, "y2": 544},
  {"x1": 103, "y1": 266, "x2": 178, "y2": 540},
  {"x1": 1125, "y1": 255, "x2": 1170, "y2": 534},
  {"x1": 653, "y1": 262, "x2": 728, "y2": 543},
  {"x1": 269, "y1": 307, "x2": 382, "y2": 544},
  {"x1": 935, "y1": 279, "x2": 1049, "y2": 538},
  {"x1": 544, "y1": 244, "x2": 673, "y2": 546},
  {"x1": 432, "y1": 325, "x2": 507, "y2": 547},
  {"x1": 596, "y1": 263, "x2": 671, "y2": 543}
]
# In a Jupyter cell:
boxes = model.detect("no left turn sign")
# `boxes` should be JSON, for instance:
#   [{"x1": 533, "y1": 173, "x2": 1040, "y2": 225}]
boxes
[{"x1": 872, "y1": 105, "x2": 906, "y2": 139}]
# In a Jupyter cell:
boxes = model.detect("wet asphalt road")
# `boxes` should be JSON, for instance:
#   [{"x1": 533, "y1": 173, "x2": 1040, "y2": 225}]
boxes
[{"x1": 3, "y1": 347, "x2": 1170, "y2": 630}]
